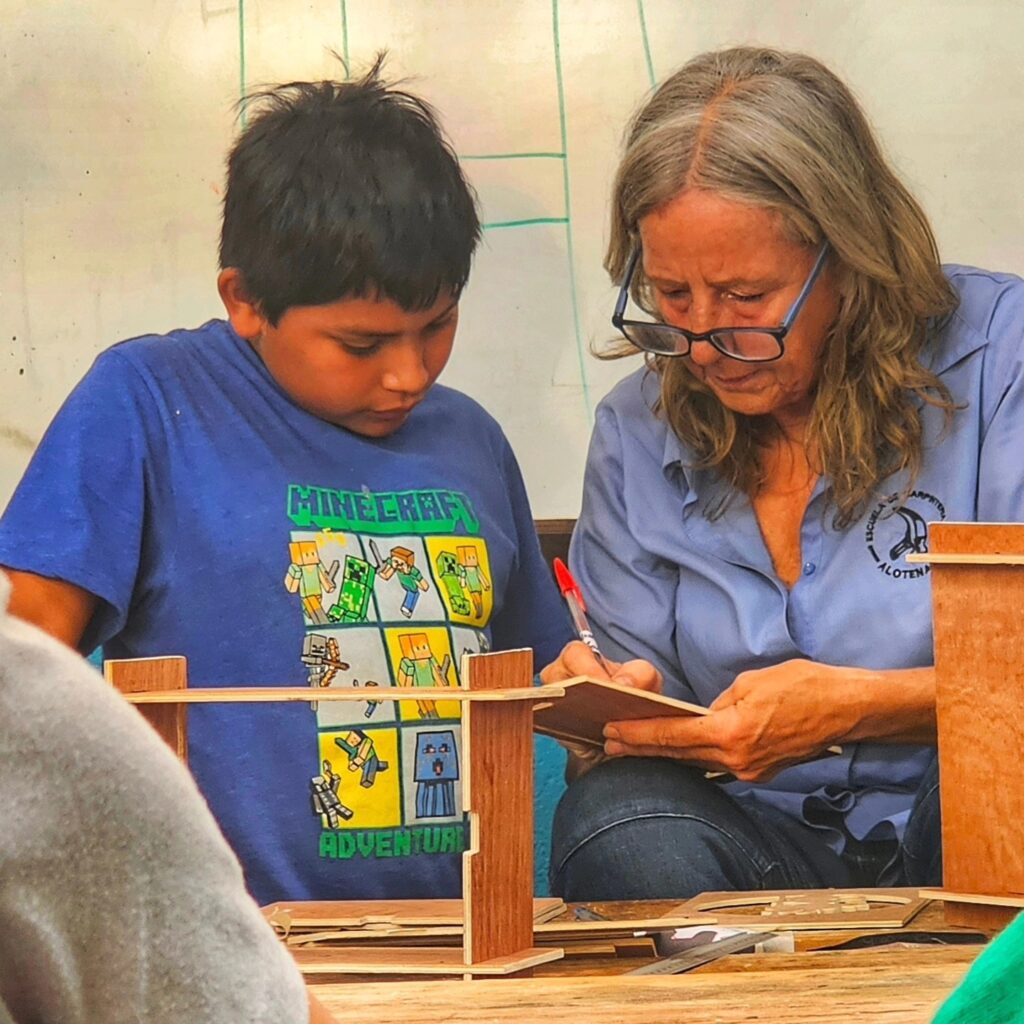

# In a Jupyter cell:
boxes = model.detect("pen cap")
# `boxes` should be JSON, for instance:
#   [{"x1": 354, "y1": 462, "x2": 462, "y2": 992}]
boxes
[{"x1": 552, "y1": 557, "x2": 587, "y2": 611}]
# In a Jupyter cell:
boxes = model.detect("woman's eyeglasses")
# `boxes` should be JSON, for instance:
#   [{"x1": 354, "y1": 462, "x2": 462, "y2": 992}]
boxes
[{"x1": 611, "y1": 242, "x2": 830, "y2": 362}]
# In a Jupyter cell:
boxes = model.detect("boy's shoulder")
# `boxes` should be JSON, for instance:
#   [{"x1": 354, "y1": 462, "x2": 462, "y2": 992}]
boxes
[{"x1": 100, "y1": 318, "x2": 238, "y2": 374}]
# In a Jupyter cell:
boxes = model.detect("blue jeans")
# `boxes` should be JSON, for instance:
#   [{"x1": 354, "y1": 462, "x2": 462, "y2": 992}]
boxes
[{"x1": 550, "y1": 754, "x2": 941, "y2": 900}]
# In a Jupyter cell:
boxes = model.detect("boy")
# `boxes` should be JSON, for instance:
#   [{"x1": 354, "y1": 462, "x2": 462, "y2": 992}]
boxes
[
  {"x1": 0, "y1": 571, "x2": 331, "y2": 1022},
  {"x1": 0, "y1": 61, "x2": 572, "y2": 904}
]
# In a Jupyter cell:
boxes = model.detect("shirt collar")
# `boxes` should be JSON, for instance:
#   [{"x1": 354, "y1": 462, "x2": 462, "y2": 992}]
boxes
[{"x1": 923, "y1": 309, "x2": 989, "y2": 377}]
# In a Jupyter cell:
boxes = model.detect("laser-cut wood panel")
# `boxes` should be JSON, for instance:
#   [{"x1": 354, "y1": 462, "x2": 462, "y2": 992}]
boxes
[
  {"x1": 104, "y1": 655, "x2": 188, "y2": 761},
  {"x1": 927, "y1": 522, "x2": 1024, "y2": 921},
  {"x1": 462, "y1": 649, "x2": 536, "y2": 967}
]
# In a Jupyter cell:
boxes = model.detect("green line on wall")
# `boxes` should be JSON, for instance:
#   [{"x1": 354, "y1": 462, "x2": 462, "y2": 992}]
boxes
[{"x1": 551, "y1": 0, "x2": 591, "y2": 419}]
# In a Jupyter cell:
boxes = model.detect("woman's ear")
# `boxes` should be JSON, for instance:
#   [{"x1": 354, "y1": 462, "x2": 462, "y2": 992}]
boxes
[{"x1": 217, "y1": 268, "x2": 267, "y2": 340}]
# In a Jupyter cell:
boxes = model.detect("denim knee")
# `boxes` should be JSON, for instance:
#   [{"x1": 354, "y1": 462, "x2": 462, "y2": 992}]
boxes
[
  {"x1": 901, "y1": 753, "x2": 942, "y2": 886},
  {"x1": 549, "y1": 757, "x2": 791, "y2": 901}
]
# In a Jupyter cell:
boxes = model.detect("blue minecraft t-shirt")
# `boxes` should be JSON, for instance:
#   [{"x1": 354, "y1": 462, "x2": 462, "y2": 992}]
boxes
[{"x1": 0, "y1": 320, "x2": 573, "y2": 904}]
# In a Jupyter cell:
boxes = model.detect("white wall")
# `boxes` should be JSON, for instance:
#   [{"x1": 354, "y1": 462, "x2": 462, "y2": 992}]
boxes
[{"x1": 2, "y1": 0, "x2": 1022, "y2": 515}]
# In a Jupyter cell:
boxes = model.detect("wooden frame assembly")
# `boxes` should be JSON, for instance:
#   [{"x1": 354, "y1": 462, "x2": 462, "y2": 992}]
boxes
[
  {"x1": 106, "y1": 649, "x2": 566, "y2": 977},
  {"x1": 908, "y1": 522, "x2": 1024, "y2": 930}
]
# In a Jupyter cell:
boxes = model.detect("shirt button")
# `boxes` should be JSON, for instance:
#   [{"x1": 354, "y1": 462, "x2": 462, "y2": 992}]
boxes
[{"x1": 803, "y1": 562, "x2": 816, "y2": 576}]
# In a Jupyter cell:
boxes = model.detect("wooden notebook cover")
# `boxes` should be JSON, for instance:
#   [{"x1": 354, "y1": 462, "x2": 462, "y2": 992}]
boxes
[{"x1": 532, "y1": 678, "x2": 706, "y2": 748}]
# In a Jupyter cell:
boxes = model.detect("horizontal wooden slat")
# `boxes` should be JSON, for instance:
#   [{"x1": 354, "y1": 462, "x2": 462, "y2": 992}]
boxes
[{"x1": 122, "y1": 685, "x2": 562, "y2": 705}]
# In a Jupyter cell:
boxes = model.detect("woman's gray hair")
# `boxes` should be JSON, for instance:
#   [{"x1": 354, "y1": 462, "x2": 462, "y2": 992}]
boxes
[{"x1": 606, "y1": 47, "x2": 958, "y2": 527}]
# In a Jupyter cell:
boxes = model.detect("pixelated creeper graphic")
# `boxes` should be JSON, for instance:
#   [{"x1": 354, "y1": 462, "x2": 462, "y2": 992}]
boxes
[
  {"x1": 328, "y1": 555, "x2": 376, "y2": 622},
  {"x1": 435, "y1": 550, "x2": 472, "y2": 617}
]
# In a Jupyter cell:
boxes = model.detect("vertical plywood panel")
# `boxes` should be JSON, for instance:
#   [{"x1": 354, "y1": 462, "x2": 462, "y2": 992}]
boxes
[
  {"x1": 944, "y1": 903, "x2": 1018, "y2": 930},
  {"x1": 104, "y1": 656, "x2": 188, "y2": 763},
  {"x1": 461, "y1": 650, "x2": 534, "y2": 965},
  {"x1": 930, "y1": 523, "x2": 1024, "y2": 897}
]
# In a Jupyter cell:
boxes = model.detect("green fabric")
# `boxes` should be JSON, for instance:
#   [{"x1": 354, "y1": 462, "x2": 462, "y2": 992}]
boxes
[{"x1": 933, "y1": 912, "x2": 1024, "y2": 1023}]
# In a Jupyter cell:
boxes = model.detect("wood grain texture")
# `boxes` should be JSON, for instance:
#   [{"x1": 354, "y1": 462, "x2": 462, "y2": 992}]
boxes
[
  {"x1": 929, "y1": 523, "x2": 1024, "y2": 899},
  {"x1": 533, "y1": 677, "x2": 706, "y2": 748},
  {"x1": 310, "y1": 947, "x2": 976, "y2": 1022},
  {"x1": 104, "y1": 656, "x2": 188, "y2": 761},
  {"x1": 535, "y1": 518, "x2": 575, "y2": 572},
  {"x1": 122, "y1": 685, "x2": 553, "y2": 704},
  {"x1": 929, "y1": 522, "x2": 1024, "y2": 555},
  {"x1": 919, "y1": 889, "x2": 1024, "y2": 908},
  {"x1": 943, "y1": 904, "x2": 1019, "y2": 930},
  {"x1": 279, "y1": 910, "x2": 721, "y2": 948},
  {"x1": 292, "y1": 945, "x2": 562, "y2": 975},
  {"x1": 280, "y1": 897, "x2": 984, "y2": 953},
  {"x1": 262, "y1": 897, "x2": 565, "y2": 932},
  {"x1": 462, "y1": 649, "x2": 537, "y2": 967},
  {"x1": 907, "y1": 552, "x2": 1024, "y2": 565},
  {"x1": 672, "y1": 888, "x2": 928, "y2": 930}
]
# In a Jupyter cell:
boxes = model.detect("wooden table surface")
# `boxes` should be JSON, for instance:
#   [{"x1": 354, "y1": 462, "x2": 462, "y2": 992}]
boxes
[{"x1": 307, "y1": 899, "x2": 987, "y2": 1022}]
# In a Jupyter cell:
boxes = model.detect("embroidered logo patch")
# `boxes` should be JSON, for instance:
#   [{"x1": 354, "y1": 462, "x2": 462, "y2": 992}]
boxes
[{"x1": 864, "y1": 490, "x2": 946, "y2": 580}]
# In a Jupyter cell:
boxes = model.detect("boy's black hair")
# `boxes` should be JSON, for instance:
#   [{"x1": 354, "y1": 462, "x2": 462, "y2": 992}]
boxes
[{"x1": 219, "y1": 55, "x2": 481, "y2": 324}]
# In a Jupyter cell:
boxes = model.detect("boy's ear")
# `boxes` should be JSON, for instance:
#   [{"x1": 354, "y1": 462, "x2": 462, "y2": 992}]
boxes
[{"x1": 217, "y1": 268, "x2": 268, "y2": 340}]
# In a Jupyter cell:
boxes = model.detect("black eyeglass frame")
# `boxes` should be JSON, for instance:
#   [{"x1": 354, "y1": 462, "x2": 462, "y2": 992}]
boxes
[{"x1": 611, "y1": 242, "x2": 831, "y2": 362}]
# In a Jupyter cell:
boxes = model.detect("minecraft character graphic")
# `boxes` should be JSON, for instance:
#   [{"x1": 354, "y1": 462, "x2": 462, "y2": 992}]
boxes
[
  {"x1": 413, "y1": 730, "x2": 460, "y2": 818},
  {"x1": 310, "y1": 759, "x2": 354, "y2": 827},
  {"x1": 372, "y1": 541, "x2": 430, "y2": 618},
  {"x1": 457, "y1": 545, "x2": 490, "y2": 619},
  {"x1": 334, "y1": 730, "x2": 389, "y2": 788},
  {"x1": 397, "y1": 632, "x2": 453, "y2": 719},
  {"x1": 327, "y1": 554, "x2": 376, "y2": 623},
  {"x1": 301, "y1": 634, "x2": 350, "y2": 689},
  {"x1": 354, "y1": 679, "x2": 383, "y2": 719},
  {"x1": 435, "y1": 549, "x2": 472, "y2": 617},
  {"x1": 284, "y1": 540, "x2": 339, "y2": 624},
  {"x1": 300, "y1": 633, "x2": 349, "y2": 712}
]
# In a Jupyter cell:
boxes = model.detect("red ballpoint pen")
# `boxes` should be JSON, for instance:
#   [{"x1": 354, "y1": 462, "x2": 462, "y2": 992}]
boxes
[{"x1": 553, "y1": 557, "x2": 611, "y2": 673}]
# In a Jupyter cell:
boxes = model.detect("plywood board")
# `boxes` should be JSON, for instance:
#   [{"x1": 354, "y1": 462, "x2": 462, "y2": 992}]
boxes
[
  {"x1": 533, "y1": 677, "x2": 707, "y2": 749},
  {"x1": 919, "y1": 888, "x2": 1024, "y2": 908},
  {"x1": 908, "y1": 552, "x2": 1024, "y2": 565},
  {"x1": 263, "y1": 897, "x2": 565, "y2": 934},
  {"x1": 927, "y1": 522, "x2": 1024, "y2": 556},
  {"x1": 671, "y1": 888, "x2": 929, "y2": 930},
  {"x1": 462, "y1": 649, "x2": 537, "y2": 966},
  {"x1": 928, "y1": 522, "x2": 1024, "y2": 899},
  {"x1": 282, "y1": 911, "x2": 719, "y2": 947},
  {"x1": 943, "y1": 904, "x2": 1019, "y2": 930},
  {"x1": 292, "y1": 945, "x2": 562, "y2": 976},
  {"x1": 310, "y1": 948, "x2": 977, "y2": 1022},
  {"x1": 104, "y1": 656, "x2": 188, "y2": 760},
  {"x1": 122, "y1": 685, "x2": 554, "y2": 704}
]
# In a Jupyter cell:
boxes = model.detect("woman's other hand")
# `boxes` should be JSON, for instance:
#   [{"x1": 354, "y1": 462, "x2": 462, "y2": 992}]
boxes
[{"x1": 603, "y1": 659, "x2": 852, "y2": 782}]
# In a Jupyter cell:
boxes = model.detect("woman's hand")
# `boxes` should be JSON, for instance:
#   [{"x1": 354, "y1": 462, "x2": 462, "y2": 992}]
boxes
[
  {"x1": 539, "y1": 640, "x2": 662, "y2": 692},
  {"x1": 539, "y1": 641, "x2": 663, "y2": 779},
  {"x1": 606, "y1": 659, "x2": 872, "y2": 778}
]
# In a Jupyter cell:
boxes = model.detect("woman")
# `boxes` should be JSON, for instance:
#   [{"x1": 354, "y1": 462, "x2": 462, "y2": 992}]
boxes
[{"x1": 541, "y1": 47, "x2": 1024, "y2": 900}]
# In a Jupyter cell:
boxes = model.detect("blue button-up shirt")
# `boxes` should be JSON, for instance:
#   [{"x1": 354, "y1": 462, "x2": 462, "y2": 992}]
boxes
[{"x1": 570, "y1": 266, "x2": 1024, "y2": 848}]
